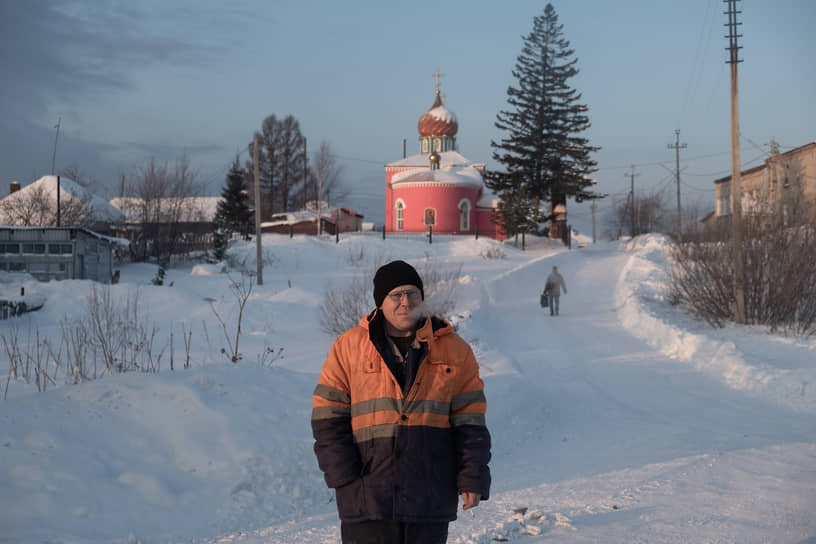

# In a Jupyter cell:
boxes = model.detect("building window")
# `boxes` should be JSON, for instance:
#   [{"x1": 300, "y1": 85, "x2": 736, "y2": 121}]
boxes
[
  {"x1": 48, "y1": 243, "x2": 73, "y2": 254},
  {"x1": 718, "y1": 196, "x2": 730, "y2": 216},
  {"x1": 8, "y1": 262, "x2": 25, "y2": 271},
  {"x1": 2, "y1": 243, "x2": 20, "y2": 254},
  {"x1": 434, "y1": 139, "x2": 442, "y2": 153},
  {"x1": 28, "y1": 263, "x2": 47, "y2": 273},
  {"x1": 458, "y1": 199, "x2": 471, "y2": 231},
  {"x1": 395, "y1": 200, "x2": 405, "y2": 231},
  {"x1": 421, "y1": 139, "x2": 429, "y2": 153},
  {"x1": 22, "y1": 243, "x2": 45, "y2": 254},
  {"x1": 424, "y1": 208, "x2": 436, "y2": 226}
]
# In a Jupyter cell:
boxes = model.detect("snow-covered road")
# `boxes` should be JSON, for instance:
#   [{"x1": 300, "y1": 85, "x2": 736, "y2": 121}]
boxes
[{"x1": 2, "y1": 234, "x2": 814, "y2": 543}]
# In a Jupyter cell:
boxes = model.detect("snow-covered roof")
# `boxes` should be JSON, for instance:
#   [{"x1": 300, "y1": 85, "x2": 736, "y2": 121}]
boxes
[
  {"x1": 110, "y1": 196, "x2": 221, "y2": 223},
  {"x1": 261, "y1": 207, "x2": 339, "y2": 228},
  {"x1": 391, "y1": 164, "x2": 484, "y2": 188},
  {"x1": 476, "y1": 187, "x2": 500, "y2": 208},
  {"x1": 386, "y1": 150, "x2": 481, "y2": 169},
  {"x1": 0, "y1": 175, "x2": 125, "y2": 224}
]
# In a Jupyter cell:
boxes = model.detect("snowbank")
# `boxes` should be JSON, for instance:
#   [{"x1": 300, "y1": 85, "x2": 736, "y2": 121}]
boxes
[{"x1": 615, "y1": 234, "x2": 816, "y2": 414}]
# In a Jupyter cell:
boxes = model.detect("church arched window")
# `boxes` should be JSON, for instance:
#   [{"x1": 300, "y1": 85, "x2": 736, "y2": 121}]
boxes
[
  {"x1": 421, "y1": 139, "x2": 429, "y2": 154},
  {"x1": 395, "y1": 199, "x2": 405, "y2": 231},
  {"x1": 434, "y1": 139, "x2": 442, "y2": 153},
  {"x1": 458, "y1": 199, "x2": 471, "y2": 231}
]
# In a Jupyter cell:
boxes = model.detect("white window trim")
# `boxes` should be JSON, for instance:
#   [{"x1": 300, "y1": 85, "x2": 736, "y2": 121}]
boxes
[
  {"x1": 458, "y1": 198, "x2": 471, "y2": 231},
  {"x1": 395, "y1": 199, "x2": 406, "y2": 231}
]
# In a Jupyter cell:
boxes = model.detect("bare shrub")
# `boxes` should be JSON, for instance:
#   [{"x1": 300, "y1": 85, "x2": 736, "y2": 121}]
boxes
[
  {"x1": 344, "y1": 244, "x2": 367, "y2": 266},
  {"x1": 3, "y1": 320, "x2": 61, "y2": 399},
  {"x1": 320, "y1": 272, "x2": 372, "y2": 337},
  {"x1": 181, "y1": 323, "x2": 193, "y2": 369},
  {"x1": 668, "y1": 212, "x2": 816, "y2": 335},
  {"x1": 82, "y1": 285, "x2": 165, "y2": 375},
  {"x1": 257, "y1": 344, "x2": 285, "y2": 366},
  {"x1": 209, "y1": 271, "x2": 255, "y2": 362},
  {"x1": 417, "y1": 259, "x2": 463, "y2": 319},
  {"x1": 62, "y1": 316, "x2": 92, "y2": 383},
  {"x1": 319, "y1": 256, "x2": 463, "y2": 336},
  {"x1": 480, "y1": 246, "x2": 506, "y2": 260}
]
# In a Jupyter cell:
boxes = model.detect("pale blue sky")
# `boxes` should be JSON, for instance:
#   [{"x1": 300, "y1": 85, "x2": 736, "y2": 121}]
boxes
[{"x1": 1, "y1": 0, "x2": 813, "y2": 231}]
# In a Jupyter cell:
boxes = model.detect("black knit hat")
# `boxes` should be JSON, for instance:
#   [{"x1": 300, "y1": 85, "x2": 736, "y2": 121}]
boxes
[{"x1": 373, "y1": 260, "x2": 424, "y2": 307}]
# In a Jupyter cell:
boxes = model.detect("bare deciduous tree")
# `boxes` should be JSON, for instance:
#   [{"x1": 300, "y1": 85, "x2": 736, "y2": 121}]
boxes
[
  {"x1": 59, "y1": 164, "x2": 95, "y2": 190},
  {"x1": 607, "y1": 188, "x2": 670, "y2": 238},
  {"x1": 246, "y1": 114, "x2": 307, "y2": 218},
  {"x1": 303, "y1": 140, "x2": 348, "y2": 209},
  {"x1": 124, "y1": 156, "x2": 204, "y2": 262}
]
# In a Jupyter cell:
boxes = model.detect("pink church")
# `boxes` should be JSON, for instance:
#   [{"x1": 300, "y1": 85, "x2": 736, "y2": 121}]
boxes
[{"x1": 385, "y1": 88, "x2": 505, "y2": 240}]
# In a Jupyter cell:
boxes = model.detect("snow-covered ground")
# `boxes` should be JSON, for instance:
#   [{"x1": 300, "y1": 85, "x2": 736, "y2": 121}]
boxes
[{"x1": 1, "y1": 233, "x2": 814, "y2": 544}]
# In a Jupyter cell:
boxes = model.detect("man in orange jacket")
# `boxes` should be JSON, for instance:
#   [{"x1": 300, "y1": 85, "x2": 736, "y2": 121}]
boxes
[{"x1": 312, "y1": 260, "x2": 491, "y2": 544}]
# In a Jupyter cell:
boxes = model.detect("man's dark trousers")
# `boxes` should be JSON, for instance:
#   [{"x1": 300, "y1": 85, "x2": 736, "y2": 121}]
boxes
[{"x1": 341, "y1": 520, "x2": 448, "y2": 544}]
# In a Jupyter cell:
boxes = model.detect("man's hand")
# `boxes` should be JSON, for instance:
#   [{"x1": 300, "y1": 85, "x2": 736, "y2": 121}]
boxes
[{"x1": 461, "y1": 492, "x2": 480, "y2": 510}]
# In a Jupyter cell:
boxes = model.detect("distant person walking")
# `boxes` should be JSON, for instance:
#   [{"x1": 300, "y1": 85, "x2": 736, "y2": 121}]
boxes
[{"x1": 545, "y1": 265, "x2": 567, "y2": 316}]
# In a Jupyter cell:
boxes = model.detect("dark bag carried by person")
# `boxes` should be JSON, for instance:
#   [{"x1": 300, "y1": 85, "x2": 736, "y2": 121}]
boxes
[{"x1": 540, "y1": 291, "x2": 548, "y2": 308}]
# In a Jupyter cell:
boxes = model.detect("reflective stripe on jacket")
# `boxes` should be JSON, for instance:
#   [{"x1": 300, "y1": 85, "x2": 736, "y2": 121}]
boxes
[{"x1": 311, "y1": 310, "x2": 491, "y2": 523}]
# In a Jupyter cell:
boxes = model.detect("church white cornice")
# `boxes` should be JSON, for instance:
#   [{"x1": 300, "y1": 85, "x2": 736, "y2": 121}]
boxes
[{"x1": 390, "y1": 180, "x2": 482, "y2": 190}]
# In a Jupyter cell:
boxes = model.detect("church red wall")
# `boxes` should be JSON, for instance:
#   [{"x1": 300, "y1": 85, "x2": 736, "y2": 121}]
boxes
[
  {"x1": 475, "y1": 209, "x2": 506, "y2": 240},
  {"x1": 390, "y1": 184, "x2": 480, "y2": 234}
]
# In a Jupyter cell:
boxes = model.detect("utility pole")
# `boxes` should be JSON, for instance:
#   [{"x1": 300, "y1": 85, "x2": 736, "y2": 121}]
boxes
[
  {"x1": 591, "y1": 199, "x2": 597, "y2": 243},
  {"x1": 769, "y1": 139, "x2": 782, "y2": 217},
  {"x1": 725, "y1": 0, "x2": 744, "y2": 323},
  {"x1": 318, "y1": 148, "x2": 325, "y2": 238},
  {"x1": 253, "y1": 133, "x2": 263, "y2": 285},
  {"x1": 667, "y1": 129, "x2": 687, "y2": 242},
  {"x1": 51, "y1": 117, "x2": 61, "y2": 175},
  {"x1": 56, "y1": 175, "x2": 61, "y2": 226},
  {"x1": 627, "y1": 165, "x2": 639, "y2": 237}
]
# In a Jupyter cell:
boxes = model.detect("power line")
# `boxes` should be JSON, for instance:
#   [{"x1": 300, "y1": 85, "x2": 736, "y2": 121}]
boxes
[
  {"x1": 679, "y1": 0, "x2": 718, "y2": 124},
  {"x1": 680, "y1": 179, "x2": 716, "y2": 192}
]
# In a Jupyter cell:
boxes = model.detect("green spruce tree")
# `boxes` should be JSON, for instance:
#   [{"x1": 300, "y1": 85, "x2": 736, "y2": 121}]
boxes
[
  {"x1": 486, "y1": 3, "x2": 600, "y2": 235},
  {"x1": 214, "y1": 156, "x2": 252, "y2": 238},
  {"x1": 210, "y1": 227, "x2": 228, "y2": 263}
]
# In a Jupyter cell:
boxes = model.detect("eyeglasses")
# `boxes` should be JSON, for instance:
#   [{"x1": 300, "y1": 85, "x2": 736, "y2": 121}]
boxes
[{"x1": 386, "y1": 289, "x2": 422, "y2": 304}]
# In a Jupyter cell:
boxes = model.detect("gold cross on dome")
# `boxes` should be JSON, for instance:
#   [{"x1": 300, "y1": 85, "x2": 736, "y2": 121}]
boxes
[{"x1": 432, "y1": 69, "x2": 446, "y2": 91}]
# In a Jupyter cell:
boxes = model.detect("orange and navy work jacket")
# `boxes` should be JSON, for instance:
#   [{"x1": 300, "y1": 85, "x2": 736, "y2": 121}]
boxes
[{"x1": 311, "y1": 311, "x2": 491, "y2": 523}]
